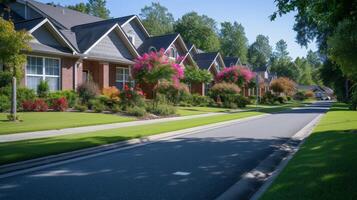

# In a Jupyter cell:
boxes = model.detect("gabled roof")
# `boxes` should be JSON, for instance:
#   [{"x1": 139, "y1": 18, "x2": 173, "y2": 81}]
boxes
[
  {"x1": 193, "y1": 52, "x2": 219, "y2": 70},
  {"x1": 120, "y1": 15, "x2": 150, "y2": 38},
  {"x1": 24, "y1": 0, "x2": 102, "y2": 29},
  {"x1": 137, "y1": 33, "x2": 179, "y2": 54},
  {"x1": 253, "y1": 65, "x2": 269, "y2": 72},
  {"x1": 223, "y1": 57, "x2": 240, "y2": 67},
  {"x1": 14, "y1": 17, "x2": 44, "y2": 31},
  {"x1": 14, "y1": 17, "x2": 77, "y2": 53}
]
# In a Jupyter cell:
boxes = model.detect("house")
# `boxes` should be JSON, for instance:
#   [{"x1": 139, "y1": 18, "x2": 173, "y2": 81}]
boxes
[
  {"x1": 1, "y1": 0, "x2": 140, "y2": 93},
  {"x1": 297, "y1": 85, "x2": 334, "y2": 99},
  {"x1": 223, "y1": 57, "x2": 241, "y2": 67},
  {"x1": 250, "y1": 65, "x2": 276, "y2": 98}
]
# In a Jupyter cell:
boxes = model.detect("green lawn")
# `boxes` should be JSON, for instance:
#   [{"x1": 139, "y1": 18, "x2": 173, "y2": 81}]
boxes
[
  {"x1": 0, "y1": 112, "x2": 135, "y2": 135},
  {"x1": 260, "y1": 103, "x2": 357, "y2": 200},
  {"x1": 177, "y1": 106, "x2": 236, "y2": 116}
]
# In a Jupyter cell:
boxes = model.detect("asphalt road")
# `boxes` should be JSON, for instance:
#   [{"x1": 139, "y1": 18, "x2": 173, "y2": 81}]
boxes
[{"x1": 0, "y1": 102, "x2": 331, "y2": 200}]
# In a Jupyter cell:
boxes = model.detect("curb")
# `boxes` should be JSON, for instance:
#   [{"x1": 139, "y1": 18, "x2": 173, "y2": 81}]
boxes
[
  {"x1": 0, "y1": 113, "x2": 270, "y2": 179},
  {"x1": 215, "y1": 113, "x2": 324, "y2": 200}
]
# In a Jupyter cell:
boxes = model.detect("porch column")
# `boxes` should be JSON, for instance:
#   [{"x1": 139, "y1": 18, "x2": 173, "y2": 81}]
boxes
[
  {"x1": 74, "y1": 59, "x2": 83, "y2": 90},
  {"x1": 99, "y1": 62, "x2": 109, "y2": 89}
]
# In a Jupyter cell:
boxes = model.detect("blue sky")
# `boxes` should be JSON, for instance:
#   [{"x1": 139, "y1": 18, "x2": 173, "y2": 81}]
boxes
[{"x1": 39, "y1": 0, "x2": 317, "y2": 59}]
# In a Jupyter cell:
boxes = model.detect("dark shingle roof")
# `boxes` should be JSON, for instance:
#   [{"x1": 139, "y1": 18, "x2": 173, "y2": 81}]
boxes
[
  {"x1": 193, "y1": 52, "x2": 218, "y2": 70},
  {"x1": 223, "y1": 57, "x2": 239, "y2": 67},
  {"x1": 72, "y1": 21, "x2": 119, "y2": 53},
  {"x1": 26, "y1": 0, "x2": 103, "y2": 29},
  {"x1": 137, "y1": 33, "x2": 178, "y2": 54},
  {"x1": 253, "y1": 65, "x2": 268, "y2": 72},
  {"x1": 14, "y1": 17, "x2": 45, "y2": 31}
]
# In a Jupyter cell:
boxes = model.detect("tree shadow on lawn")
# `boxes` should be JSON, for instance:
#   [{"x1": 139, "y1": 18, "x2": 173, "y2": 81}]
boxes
[
  {"x1": 261, "y1": 130, "x2": 357, "y2": 200},
  {"x1": 0, "y1": 136, "x2": 293, "y2": 200}
]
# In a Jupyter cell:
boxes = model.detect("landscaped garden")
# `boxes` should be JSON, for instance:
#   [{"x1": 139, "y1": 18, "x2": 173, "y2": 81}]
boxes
[{"x1": 260, "y1": 103, "x2": 357, "y2": 200}]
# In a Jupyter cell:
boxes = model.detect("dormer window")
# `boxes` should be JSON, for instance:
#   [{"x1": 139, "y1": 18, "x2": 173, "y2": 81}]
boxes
[
  {"x1": 127, "y1": 31, "x2": 135, "y2": 46},
  {"x1": 167, "y1": 46, "x2": 178, "y2": 59},
  {"x1": 215, "y1": 61, "x2": 221, "y2": 71}
]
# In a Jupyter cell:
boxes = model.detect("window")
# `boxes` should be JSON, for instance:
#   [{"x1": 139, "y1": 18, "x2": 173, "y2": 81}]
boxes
[
  {"x1": 115, "y1": 67, "x2": 133, "y2": 90},
  {"x1": 167, "y1": 46, "x2": 177, "y2": 58},
  {"x1": 215, "y1": 61, "x2": 221, "y2": 71},
  {"x1": 127, "y1": 31, "x2": 135, "y2": 46},
  {"x1": 26, "y1": 56, "x2": 60, "y2": 91}
]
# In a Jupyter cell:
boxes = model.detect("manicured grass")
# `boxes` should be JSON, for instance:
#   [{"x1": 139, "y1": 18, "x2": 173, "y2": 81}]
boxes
[
  {"x1": 260, "y1": 103, "x2": 357, "y2": 200},
  {"x1": 0, "y1": 112, "x2": 135, "y2": 135},
  {"x1": 177, "y1": 106, "x2": 235, "y2": 116}
]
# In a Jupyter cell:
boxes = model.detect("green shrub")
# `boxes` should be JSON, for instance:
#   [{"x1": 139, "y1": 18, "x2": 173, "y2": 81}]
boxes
[
  {"x1": 98, "y1": 95, "x2": 118, "y2": 110},
  {"x1": 37, "y1": 80, "x2": 50, "y2": 98},
  {"x1": 0, "y1": 86, "x2": 11, "y2": 97},
  {"x1": 127, "y1": 106, "x2": 146, "y2": 117},
  {"x1": 155, "y1": 81, "x2": 190, "y2": 105},
  {"x1": 91, "y1": 100, "x2": 105, "y2": 113},
  {"x1": 48, "y1": 90, "x2": 77, "y2": 107},
  {"x1": 17, "y1": 87, "x2": 36, "y2": 106},
  {"x1": 148, "y1": 104, "x2": 176, "y2": 116},
  {"x1": 276, "y1": 96, "x2": 287, "y2": 104},
  {"x1": 191, "y1": 94, "x2": 213, "y2": 106},
  {"x1": 209, "y1": 82, "x2": 240, "y2": 103},
  {"x1": 111, "y1": 105, "x2": 121, "y2": 113},
  {"x1": 0, "y1": 95, "x2": 10, "y2": 112},
  {"x1": 74, "y1": 104, "x2": 87, "y2": 112},
  {"x1": 261, "y1": 91, "x2": 277, "y2": 104},
  {"x1": 77, "y1": 81, "x2": 99, "y2": 103},
  {"x1": 119, "y1": 85, "x2": 146, "y2": 109},
  {"x1": 235, "y1": 95, "x2": 250, "y2": 108},
  {"x1": 0, "y1": 71, "x2": 12, "y2": 87},
  {"x1": 294, "y1": 91, "x2": 307, "y2": 101},
  {"x1": 7, "y1": 113, "x2": 20, "y2": 121}
]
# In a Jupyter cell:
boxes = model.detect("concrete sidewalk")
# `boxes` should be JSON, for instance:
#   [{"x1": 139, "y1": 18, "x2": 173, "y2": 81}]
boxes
[{"x1": 0, "y1": 112, "x2": 235, "y2": 143}]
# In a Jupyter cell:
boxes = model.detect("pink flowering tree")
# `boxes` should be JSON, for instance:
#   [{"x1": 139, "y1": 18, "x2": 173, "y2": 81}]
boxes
[
  {"x1": 215, "y1": 66, "x2": 254, "y2": 87},
  {"x1": 132, "y1": 49, "x2": 184, "y2": 105}
]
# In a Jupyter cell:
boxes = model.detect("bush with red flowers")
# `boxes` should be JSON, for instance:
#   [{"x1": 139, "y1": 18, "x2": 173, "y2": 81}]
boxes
[
  {"x1": 33, "y1": 99, "x2": 48, "y2": 112},
  {"x1": 22, "y1": 99, "x2": 48, "y2": 112},
  {"x1": 119, "y1": 84, "x2": 146, "y2": 110},
  {"x1": 51, "y1": 97, "x2": 68, "y2": 111},
  {"x1": 21, "y1": 100, "x2": 36, "y2": 111}
]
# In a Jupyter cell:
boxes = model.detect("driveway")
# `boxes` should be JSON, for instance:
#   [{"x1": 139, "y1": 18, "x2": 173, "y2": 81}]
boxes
[{"x1": 0, "y1": 102, "x2": 331, "y2": 200}]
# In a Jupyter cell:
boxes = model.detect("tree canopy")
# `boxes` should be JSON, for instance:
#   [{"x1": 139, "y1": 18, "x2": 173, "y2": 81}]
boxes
[
  {"x1": 219, "y1": 22, "x2": 249, "y2": 63},
  {"x1": 140, "y1": 2, "x2": 174, "y2": 36},
  {"x1": 248, "y1": 35, "x2": 272, "y2": 70},
  {"x1": 174, "y1": 12, "x2": 220, "y2": 52},
  {"x1": 0, "y1": 18, "x2": 31, "y2": 79},
  {"x1": 66, "y1": 0, "x2": 110, "y2": 19}
]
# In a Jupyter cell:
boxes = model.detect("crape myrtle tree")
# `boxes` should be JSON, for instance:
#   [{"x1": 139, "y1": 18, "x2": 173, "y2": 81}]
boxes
[
  {"x1": 271, "y1": 0, "x2": 357, "y2": 102},
  {"x1": 131, "y1": 49, "x2": 184, "y2": 107},
  {"x1": 0, "y1": 18, "x2": 31, "y2": 121},
  {"x1": 215, "y1": 66, "x2": 255, "y2": 88}
]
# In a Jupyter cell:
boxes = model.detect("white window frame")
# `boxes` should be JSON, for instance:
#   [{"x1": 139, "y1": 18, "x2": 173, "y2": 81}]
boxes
[
  {"x1": 115, "y1": 67, "x2": 134, "y2": 89},
  {"x1": 127, "y1": 32, "x2": 135, "y2": 46},
  {"x1": 215, "y1": 61, "x2": 221, "y2": 71},
  {"x1": 25, "y1": 55, "x2": 61, "y2": 91},
  {"x1": 167, "y1": 46, "x2": 178, "y2": 59}
]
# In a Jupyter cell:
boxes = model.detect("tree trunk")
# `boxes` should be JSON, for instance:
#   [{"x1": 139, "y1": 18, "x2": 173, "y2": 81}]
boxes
[{"x1": 11, "y1": 77, "x2": 16, "y2": 121}]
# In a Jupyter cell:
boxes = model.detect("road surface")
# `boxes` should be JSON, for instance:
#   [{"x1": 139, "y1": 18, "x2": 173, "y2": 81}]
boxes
[{"x1": 0, "y1": 102, "x2": 330, "y2": 200}]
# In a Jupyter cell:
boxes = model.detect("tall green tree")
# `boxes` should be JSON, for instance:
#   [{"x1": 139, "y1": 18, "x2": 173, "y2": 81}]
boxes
[
  {"x1": 271, "y1": 0, "x2": 357, "y2": 100},
  {"x1": 273, "y1": 39, "x2": 289, "y2": 59},
  {"x1": 67, "y1": 3, "x2": 89, "y2": 14},
  {"x1": 174, "y1": 12, "x2": 220, "y2": 52},
  {"x1": 248, "y1": 35, "x2": 272, "y2": 70},
  {"x1": 67, "y1": 0, "x2": 110, "y2": 19},
  {"x1": 0, "y1": 18, "x2": 31, "y2": 120},
  {"x1": 295, "y1": 57, "x2": 313, "y2": 85},
  {"x1": 219, "y1": 21, "x2": 248, "y2": 63},
  {"x1": 139, "y1": 2, "x2": 174, "y2": 36},
  {"x1": 87, "y1": 0, "x2": 110, "y2": 19}
]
